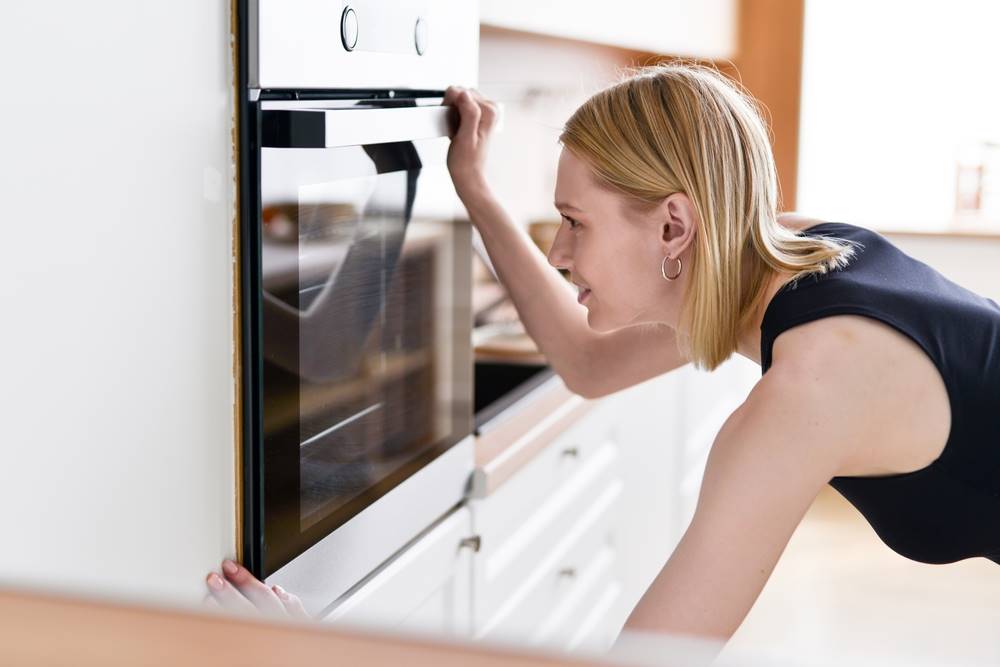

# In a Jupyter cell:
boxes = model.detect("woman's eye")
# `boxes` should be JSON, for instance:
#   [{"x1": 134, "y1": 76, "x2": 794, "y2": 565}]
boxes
[{"x1": 562, "y1": 215, "x2": 579, "y2": 229}]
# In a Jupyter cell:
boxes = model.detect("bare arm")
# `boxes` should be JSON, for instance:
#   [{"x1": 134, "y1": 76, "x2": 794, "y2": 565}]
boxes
[
  {"x1": 463, "y1": 192, "x2": 687, "y2": 397},
  {"x1": 620, "y1": 356, "x2": 863, "y2": 647},
  {"x1": 444, "y1": 86, "x2": 688, "y2": 398}
]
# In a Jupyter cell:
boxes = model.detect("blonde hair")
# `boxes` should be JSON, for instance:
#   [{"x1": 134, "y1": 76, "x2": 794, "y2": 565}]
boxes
[{"x1": 558, "y1": 61, "x2": 861, "y2": 371}]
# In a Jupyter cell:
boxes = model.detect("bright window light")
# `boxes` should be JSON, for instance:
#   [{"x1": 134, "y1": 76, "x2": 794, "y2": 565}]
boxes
[{"x1": 797, "y1": 0, "x2": 1000, "y2": 231}]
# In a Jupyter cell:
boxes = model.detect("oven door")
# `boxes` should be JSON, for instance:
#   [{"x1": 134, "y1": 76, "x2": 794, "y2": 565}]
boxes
[{"x1": 244, "y1": 97, "x2": 473, "y2": 609}]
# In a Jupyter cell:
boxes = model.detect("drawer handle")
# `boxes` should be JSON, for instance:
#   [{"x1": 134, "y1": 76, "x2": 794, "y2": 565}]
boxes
[
  {"x1": 459, "y1": 535, "x2": 482, "y2": 552},
  {"x1": 561, "y1": 446, "x2": 580, "y2": 459},
  {"x1": 558, "y1": 567, "x2": 576, "y2": 579}
]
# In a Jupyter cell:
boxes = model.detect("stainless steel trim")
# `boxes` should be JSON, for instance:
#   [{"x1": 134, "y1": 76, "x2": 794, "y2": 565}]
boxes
[{"x1": 265, "y1": 434, "x2": 474, "y2": 616}]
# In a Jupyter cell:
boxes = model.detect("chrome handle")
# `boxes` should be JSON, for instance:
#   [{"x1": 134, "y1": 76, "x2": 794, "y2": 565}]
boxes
[
  {"x1": 459, "y1": 535, "x2": 482, "y2": 553},
  {"x1": 261, "y1": 105, "x2": 455, "y2": 149}
]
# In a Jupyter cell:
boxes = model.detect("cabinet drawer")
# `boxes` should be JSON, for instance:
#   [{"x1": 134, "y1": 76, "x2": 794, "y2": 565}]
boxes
[
  {"x1": 538, "y1": 543, "x2": 621, "y2": 651},
  {"x1": 473, "y1": 404, "x2": 617, "y2": 550},
  {"x1": 475, "y1": 466, "x2": 623, "y2": 639}
]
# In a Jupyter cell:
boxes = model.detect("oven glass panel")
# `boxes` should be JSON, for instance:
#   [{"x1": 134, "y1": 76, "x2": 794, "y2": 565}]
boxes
[{"x1": 259, "y1": 134, "x2": 472, "y2": 573}]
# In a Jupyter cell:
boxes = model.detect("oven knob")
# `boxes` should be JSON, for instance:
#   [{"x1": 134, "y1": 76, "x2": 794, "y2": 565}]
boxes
[
  {"x1": 341, "y1": 6, "x2": 359, "y2": 51},
  {"x1": 414, "y1": 16, "x2": 427, "y2": 55}
]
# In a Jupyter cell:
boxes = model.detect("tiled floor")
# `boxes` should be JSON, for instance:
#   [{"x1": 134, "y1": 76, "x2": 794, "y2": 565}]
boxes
[{"x1": 719, "y1": 485, "x2": 1000, "y2": 666}]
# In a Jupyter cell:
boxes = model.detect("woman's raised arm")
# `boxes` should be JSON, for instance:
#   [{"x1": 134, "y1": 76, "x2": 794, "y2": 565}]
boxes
[{"x1": 444, "y1": 86, "x2": 688, "y2": 398}]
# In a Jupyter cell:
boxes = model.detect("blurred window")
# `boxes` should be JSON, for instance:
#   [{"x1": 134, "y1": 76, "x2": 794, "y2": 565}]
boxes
[{"x1": 797, "y1": 0, "x2": 1000, "y2": 230}]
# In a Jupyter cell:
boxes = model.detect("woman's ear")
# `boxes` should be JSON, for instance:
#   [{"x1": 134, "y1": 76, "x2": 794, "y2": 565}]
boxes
[{"x1": 658, "y1": 192, "x2": 698, "y2": 257}]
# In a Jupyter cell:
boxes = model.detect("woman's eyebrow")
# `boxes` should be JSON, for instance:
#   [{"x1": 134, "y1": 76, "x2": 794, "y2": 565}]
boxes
[{"x1": 554, "y1": 201, "x2": 583, "y2": 213}]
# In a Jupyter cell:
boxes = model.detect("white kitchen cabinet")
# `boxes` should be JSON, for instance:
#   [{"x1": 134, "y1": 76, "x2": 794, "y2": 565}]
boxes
[
  {"x1": 465, "y1": 357, "x2": 759, "y2": 652},
  {"x1": 0, "y1": 0, "x2": 237, "y2": 605},
  {"x1": 468, "y1": 397, "x2": 625, "y2": 651},
  {"x1": 322, "y1": 505, "x2": 475, "y2": 638},
  {"x1": 590, "y1": 358, "x2": 752, "y2": 634},
  {"x1": 672, "y1": 356, "x2": 760, "y2": 527},
  {"x1": 320, "y1": 355, "x2": 758, "y2": 650},
  {"x1": 479, "y1": 0, "x2": 737, "y2": 59}
]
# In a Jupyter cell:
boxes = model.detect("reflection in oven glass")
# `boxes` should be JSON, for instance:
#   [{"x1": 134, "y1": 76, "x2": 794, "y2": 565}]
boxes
[
  {"x1": 295, "y1": 243, "x2": 438, "y2": 529},
  {"x1": 260, "y1": 166, "x2": 449, "y2": 531},
  {"x1": 296, "y1": 244, "x2": 434, "y2": 526}
]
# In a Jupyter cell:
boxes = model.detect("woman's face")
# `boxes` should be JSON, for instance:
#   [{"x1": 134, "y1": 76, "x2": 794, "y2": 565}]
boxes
[{"x1": 548, "y1": 147, "x2": 695, "y2": 332}]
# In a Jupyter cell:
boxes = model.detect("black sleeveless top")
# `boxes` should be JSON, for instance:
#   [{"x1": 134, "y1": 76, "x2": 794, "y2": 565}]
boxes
[{"x1": 760, "y1": 222, "x2": 1000, "y2": 565}]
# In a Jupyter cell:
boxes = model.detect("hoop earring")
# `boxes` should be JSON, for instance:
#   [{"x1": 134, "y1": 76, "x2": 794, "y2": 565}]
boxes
[{"x1": 661, "y1": 255, "x2": 682, "y2": 281}]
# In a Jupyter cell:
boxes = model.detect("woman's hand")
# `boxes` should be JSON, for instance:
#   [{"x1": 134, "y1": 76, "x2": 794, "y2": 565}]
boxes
[
  {"x1": 442, "y1": 85, "x2": 499, "y2": 201},
  {"x1": 204, "y1": 559, "x2": 311, "y2": 621}
]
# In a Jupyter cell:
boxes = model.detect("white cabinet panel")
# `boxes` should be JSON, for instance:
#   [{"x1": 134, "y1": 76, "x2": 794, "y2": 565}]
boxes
[
  {"x1": 0, "y1": 0, "x2": 236, "y2": 606},
  {"x1": 480, "y1": 0, "x2": 736, "y2": 58},
  {"x1": 537, "y1": 544, "x2": 621, "y2": 651},
  {"x1": 323, "y1": 505, "x2": 474, "y2": 638},
  {"x1": 473, "y1": 441, "x2": 622, "y2": 637}
]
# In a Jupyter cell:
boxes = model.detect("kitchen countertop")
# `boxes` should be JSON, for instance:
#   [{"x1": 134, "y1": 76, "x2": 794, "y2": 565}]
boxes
[{"x1": 0, "y1": 586, "x2": 612, "y2": 667}]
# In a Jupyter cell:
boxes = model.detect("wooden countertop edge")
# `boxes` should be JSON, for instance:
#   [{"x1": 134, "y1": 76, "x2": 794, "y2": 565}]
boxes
[
  {"x1": 0, "y1": 587, "x2": 612, "y2": 667},
  {"x1": 472, "y1": 378, "x2": 600, "y2": 498}
]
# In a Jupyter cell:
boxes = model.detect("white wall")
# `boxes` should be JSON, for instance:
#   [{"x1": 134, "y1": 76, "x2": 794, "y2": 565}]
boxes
[{"x1": 0, "y1": 2, "x2": 237, "y2": 607}]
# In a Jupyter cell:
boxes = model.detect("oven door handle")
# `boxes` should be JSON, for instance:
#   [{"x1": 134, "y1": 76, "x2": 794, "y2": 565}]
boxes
[{"x1": 261, "y1": 104, "x2": 458, "y2": 148}]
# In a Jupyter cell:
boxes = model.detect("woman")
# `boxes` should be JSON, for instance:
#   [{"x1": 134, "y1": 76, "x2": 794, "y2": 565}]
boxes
[{"x1": 207, "y1": 63, "x2": 1000, "y2": 644}]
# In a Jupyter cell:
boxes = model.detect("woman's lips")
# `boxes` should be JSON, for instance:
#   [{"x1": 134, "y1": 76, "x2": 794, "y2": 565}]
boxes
[{"x1": 577, "y1": 288, "x2": 591, "y2": 304}]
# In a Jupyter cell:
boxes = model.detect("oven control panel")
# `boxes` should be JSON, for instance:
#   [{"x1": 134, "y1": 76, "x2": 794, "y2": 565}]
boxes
[{"x1": 251, "y1": 0, "x2": 477, "y2": 90}]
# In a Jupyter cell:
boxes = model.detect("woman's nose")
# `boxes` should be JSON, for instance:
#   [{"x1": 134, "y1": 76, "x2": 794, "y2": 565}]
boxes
[{"x1": 546, "y1": 226, "x2": 572, "y2": 271}]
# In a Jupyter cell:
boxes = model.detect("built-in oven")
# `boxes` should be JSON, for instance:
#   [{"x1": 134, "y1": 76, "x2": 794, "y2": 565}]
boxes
[{"x1": 238, "y1": 0, "x2": 478, "y2": 614}]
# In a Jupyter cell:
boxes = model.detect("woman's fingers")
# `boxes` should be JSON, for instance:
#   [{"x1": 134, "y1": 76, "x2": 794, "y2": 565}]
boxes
[
  {"x1": 201, "y1": 591, "x2": 222, "y2": 609},
  {"x1": 463, "y1": 89, "x2": 498, "y2": 139},
  {"x1": 443, "y1": 85, "x2": 497, "y2": 197},
  {"x1": 454, "y1": 89, "x2": 482, "y2": 145},
  {"x1": 220, "y1": 560, "x2": 287, "y2": 617},
  {"x1": 478, "y1": 99, "x2": 498, "y2": 135},
  {"x1": 205, "y1": 572, "x2": 257, "y2": 614},
  {"x1": 272, "y1": 584, "x2": 312, "y2": 620},
  {"x1": 204, "y1": 561, "x2": 311, "y2": 622}
]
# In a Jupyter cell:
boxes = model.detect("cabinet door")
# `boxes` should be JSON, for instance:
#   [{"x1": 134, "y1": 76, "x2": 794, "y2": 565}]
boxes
[
  {"x1": 601, "y1": 371, "x2": 684, "y2": 630},
  {"x1": 599, "y1": 361, "x2": 758, "y2": 638},
  {"x1": 322, "y1": 505, "x2": 474, "y2": 638},
  {"x1": 479, "y1": 0, "x2": 736, "y2": 58},
  {"x1": 470, "y1": 402, "x2": 624, "y2": 647}
]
